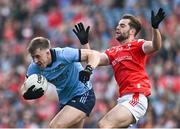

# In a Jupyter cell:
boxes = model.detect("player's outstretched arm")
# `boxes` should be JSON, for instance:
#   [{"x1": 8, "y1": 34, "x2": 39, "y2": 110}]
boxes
[
  {"x1": 151, "y1": 8, "x2": 166, "y2": 50},
  {"x1": 78, "y1": 49, "x2": 99, "y2": 83},
  {"x1": 143, "y1": 8, "x2": 166, "y2": 54},
  {"x1": 80, "y1": 49, "x2": 101, "y2": 69},
  {"x1": 73, "y1": 22, "x2": 91, "y2": 49},
  {"x1": 79, "y1": 49, "x2": 109, "y2": 83}
]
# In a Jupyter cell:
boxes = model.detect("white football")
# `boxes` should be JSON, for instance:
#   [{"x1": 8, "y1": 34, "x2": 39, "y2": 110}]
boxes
[{"x1": 24, "y1": 74, "x2": 48, "y2": 92}]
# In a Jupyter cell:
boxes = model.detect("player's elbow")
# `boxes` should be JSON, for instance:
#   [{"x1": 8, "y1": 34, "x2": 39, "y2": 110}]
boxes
[
  {"x1": 153, "y1": 45, "x2": 161, "y2": 51},
  {"x1": 152, "y1": 40, "x2": 162, "y2": 50},
  {"x1": 151, "y1": 43, "x2": 161, "y2": 53}
]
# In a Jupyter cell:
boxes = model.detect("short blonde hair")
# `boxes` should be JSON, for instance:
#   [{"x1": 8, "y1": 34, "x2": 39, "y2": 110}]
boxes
[{"x1": 27, "y1": 37, "x2": 51, "y2": 54}]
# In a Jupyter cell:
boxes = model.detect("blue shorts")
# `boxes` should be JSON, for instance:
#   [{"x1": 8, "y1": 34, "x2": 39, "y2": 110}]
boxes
[{"x1": 59, "y1": 88, "x2": 96, "y2": 116}]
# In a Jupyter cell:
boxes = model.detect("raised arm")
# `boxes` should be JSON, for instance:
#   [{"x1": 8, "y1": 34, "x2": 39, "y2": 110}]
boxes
[
  {"x1": 143, "y1": 8, "x2": 166, "y2": 54},
  {"x1": 73, "y1": 22, "x2": 91, "y2": 49},
  {"x1": 73, "y1": 22, "x2": 110, "y2": 83}
]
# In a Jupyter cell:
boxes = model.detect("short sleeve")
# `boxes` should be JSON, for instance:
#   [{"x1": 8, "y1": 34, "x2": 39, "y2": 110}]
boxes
[
  {"x1": 56, "y1": 47, "x2": 80, "y2": 63},
  {"x1": 105, "y1": 47, "x2": 117, "y2": 64},
  {"x1": 137, "y1": 39, "x2": 146, "y2": 56}
]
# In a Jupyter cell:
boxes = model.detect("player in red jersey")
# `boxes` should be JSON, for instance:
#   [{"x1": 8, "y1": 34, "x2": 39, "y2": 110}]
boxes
[{"x1": 73, "y1": 8, "x2": 165, "y2": 128}]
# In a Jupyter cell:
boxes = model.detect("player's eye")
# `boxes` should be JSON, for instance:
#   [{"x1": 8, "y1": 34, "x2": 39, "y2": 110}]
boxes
[
  {"x1": 33, "y1": 55, "x2": 40, "y2": 59},
  {"x1": 120, "y1": 24, "x2": 125, "y2": 28},
  {"x1": 32, "y1": 55, "x2": 40, "y2": 62}
]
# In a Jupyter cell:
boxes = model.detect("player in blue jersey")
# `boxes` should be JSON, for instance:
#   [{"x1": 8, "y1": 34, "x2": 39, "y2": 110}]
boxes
[{"x1": 21, "y1": 33, "x2": 100, "y2": 127}]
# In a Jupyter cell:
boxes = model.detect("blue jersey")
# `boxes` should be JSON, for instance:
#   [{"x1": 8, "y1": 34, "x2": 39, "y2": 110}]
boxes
[{"x1": 26, "y1": 47, "x2": 92, "y2": 104}]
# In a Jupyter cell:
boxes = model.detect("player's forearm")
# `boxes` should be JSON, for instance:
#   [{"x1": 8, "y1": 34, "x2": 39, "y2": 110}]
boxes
[
  {"x1": 152, "y1": 28, "x2": 162, "y2": 50},
  {"x1": 87, "y1": 50, "x2": 100, "y2": 69}
]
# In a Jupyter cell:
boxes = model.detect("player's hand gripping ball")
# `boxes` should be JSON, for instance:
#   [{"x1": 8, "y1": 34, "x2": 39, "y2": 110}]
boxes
[{"x1": 23, "y1": 74, "x2": 48, "y2": 100}]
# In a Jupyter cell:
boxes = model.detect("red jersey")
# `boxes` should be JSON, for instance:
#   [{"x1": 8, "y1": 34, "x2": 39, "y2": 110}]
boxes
[{"x1": 105, "y1": 40, "x2": 151, "y2": 97}]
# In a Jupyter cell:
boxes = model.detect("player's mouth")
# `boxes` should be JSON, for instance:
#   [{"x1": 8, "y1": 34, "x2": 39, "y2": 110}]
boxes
[
  {"x1": 115, "y1": 31, "x2": 121, "y2": 37},
  {"x1": 116, "y1": 30, "x2": 121, "y2": 34},
  {"x1": 37, "y1": 62, "x2": 43, "y2": 67}
]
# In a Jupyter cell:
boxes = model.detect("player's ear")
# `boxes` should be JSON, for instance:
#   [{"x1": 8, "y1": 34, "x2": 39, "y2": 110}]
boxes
[
  {"x1": 130, "y1": 28, "x2": 136, "y2": 36},
  {"x1": 46, "y1": 49, "x2": 50, "y2": 55},
  {"x1": 46, "y1": 49, "x2": 51, "y2": 58}
]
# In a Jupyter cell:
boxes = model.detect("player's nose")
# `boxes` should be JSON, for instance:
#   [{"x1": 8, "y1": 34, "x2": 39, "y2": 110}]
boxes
[
  {"x1": 116, "y1": 26, "x2": 120, "y2": 31},
  {"x1": 33, "y1": 58, "x2": 39, "y2": 63}
]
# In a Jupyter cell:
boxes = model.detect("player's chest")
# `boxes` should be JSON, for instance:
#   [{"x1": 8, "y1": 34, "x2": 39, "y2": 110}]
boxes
[
  {"x1": 112, "y1": 44, "x2": 138, "y2": 57},
  {"x1": 40, "y1": 63, "x2": 69, "y2": 79},
  {"x1": 111, "y1": 44, "x2": 139, "y2": 66}
]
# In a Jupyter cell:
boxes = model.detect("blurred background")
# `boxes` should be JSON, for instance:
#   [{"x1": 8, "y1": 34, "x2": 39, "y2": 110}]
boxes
[{"x1": 0, "y1": 0, "x2": 179, "y2": 128}]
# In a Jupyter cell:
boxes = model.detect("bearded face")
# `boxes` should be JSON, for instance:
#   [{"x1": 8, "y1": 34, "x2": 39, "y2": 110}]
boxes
[
  {"x1": 115, "y1": 29, "x2": 130, "y2": 42},
  {"x1": 115, "y1": 19, "x2": 132, "y2": 43}
]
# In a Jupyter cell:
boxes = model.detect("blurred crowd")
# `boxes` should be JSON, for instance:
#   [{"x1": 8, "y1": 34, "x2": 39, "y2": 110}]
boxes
[{"x1": 0, "y1": 0, "x2": 179, "y2": 128}]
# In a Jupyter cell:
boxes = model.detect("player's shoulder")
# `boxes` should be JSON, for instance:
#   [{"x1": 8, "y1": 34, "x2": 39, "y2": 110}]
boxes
[
  {"x1": 130, "y1": 39, "x2": 145, "y2": 43},
  {"x1": 51, "y1": 47, "x2": 62, "y2": 52},
  {"x1": 53, "y1": 47, "x2": 79, "y2": 61},
  {"x1": 51, "y1": 47, "x2": 64, "y2": 56},
  {"x1": 131, "y1": 39, "x2": 146, "y2": 46},
  {"x1": 105, "y1": 45, "x2": 120, "y2": 55},
  {"x1": 53, "y1": 47, "x2": 77, "y2": 52},
  {"x1": 107, "y1": 45, "x2": 120, "y2": 51},
  {"x1": 137, "y1": 39, "x2": 145, "y2": 42}
]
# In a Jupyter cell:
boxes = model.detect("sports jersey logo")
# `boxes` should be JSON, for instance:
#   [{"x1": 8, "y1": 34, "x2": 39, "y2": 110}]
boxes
[
  {"x1": 118, "y1": 47, "x2": 123, "y2": 51},
  {"x1": 37, "y1": 74, "x2": 42, "y2": 84},
  {"x1": 112, "y1": 56, "x2": 132, "y2": 66},
  {"x1": 71, "y1": 100, "x2": 76, "y2": 103},
  {"x1": 129, "y1": 93, "x2": 139, "y2": 107},
  {"x1": 49, "y1": 70, "x2": 69, "y2": 83},
  {"x1": 127, "y1": 44, "x2": 131, "y2": 49},
  {"x1": 137, "y1": 83, "x2": 141, "y2": 88}
]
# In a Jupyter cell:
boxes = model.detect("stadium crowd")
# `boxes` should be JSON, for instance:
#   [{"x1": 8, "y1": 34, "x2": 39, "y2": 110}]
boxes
[{"x1": 0, "y1": 0, "x2": 179, "y2": 128}]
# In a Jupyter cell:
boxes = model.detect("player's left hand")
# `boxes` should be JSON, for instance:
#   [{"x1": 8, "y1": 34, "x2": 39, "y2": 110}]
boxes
[
  {"x1": 73, "y1": 22, "x2": 90, "y2": 45},
  {"x1": 23, "y1": 85, "x2": 44, "y2": 100},
  {"x1": 79, "y1": 65, "x2": 93, "y2": 83},
  {"x1": 151, "y1": 8, "x2": 166, "y2": 29}
]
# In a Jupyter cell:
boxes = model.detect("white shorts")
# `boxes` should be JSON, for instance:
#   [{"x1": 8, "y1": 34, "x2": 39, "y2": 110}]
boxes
[{"x1": 117, "y1": 93, "x2": 148, "y2": 123}]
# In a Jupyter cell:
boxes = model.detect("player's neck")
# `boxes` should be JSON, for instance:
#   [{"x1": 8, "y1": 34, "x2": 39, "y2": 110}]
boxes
[
  {"x1": 47, "y1": 50, "x2": 52, "y2": 65},
  {"x1": 120, "y1": 36, "x2": 135, "y2": 45}
]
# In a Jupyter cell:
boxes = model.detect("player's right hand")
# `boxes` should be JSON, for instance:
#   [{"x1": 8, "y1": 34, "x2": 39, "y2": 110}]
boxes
[
  {"x1": 79, "y1": 65, "x2": 93, "y2": 83},
  {"x1": 23, "y1": 85, "x2": 44, "y2": 100},
  {"x1": 73, "y1": 22, "x2": 90, "y2": 45},
  {"x1": 151, "y1": 8, "x2": 166, "y2": 29}
]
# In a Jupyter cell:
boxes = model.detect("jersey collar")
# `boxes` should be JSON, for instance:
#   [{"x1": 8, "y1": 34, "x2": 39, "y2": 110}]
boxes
[{"x1": 47, "y1": 49, "x2": 56, "y2": 67}]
